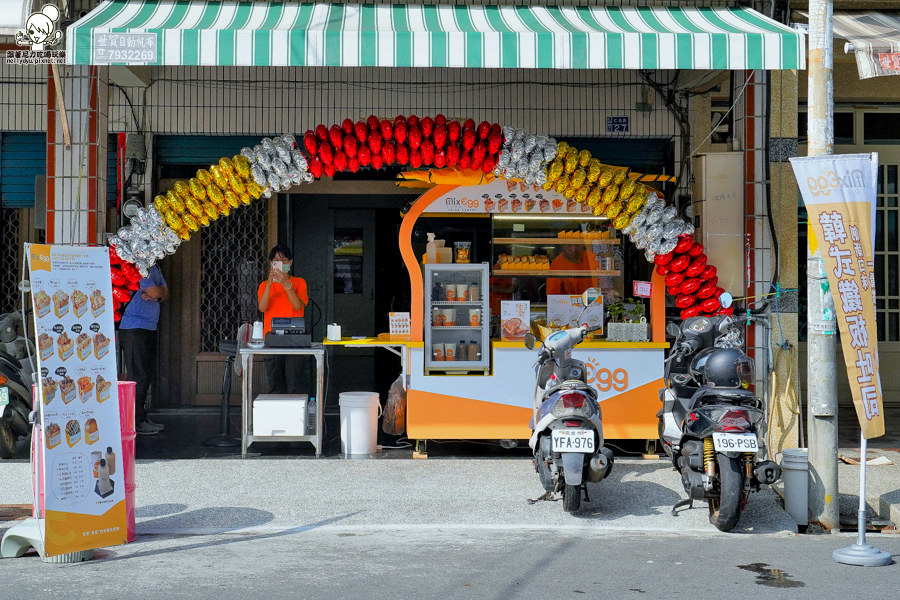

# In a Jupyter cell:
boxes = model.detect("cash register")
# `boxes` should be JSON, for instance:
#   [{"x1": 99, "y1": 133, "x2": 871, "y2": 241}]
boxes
[{"x1": 264, "y1": 317, "x2": 312, "y2": 347}]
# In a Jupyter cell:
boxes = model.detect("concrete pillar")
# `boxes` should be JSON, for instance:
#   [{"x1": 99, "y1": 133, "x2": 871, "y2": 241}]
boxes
[{"x1": 46, "y1": 65, "x2": 109, "y2": 245}]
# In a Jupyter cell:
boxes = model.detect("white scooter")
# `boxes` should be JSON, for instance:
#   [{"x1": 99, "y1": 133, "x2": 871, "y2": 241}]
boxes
[{"x1": 525, "y1": 288, "x2": 614, "y2": 512}]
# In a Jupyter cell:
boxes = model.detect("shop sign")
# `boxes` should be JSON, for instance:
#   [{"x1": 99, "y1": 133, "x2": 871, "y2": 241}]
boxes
[
  {"x1": 790, "y1": 153, "x2": 884, "y2": 439},
  {"x1": 878, "y1": 53, "x2": 900, "y2": 72},
  {"x1": 632, "y1": 281, "x2": 652, "y2": 298},
  {"x1": 500, "y1": 301, "x2": 530, "y2": 342},
  {"x1": 606, "y1": 116, "x2": 629, "y2": 133},
  {"x1": 26, "y1": 244, "x2": 127, "y2": 557},
  {"x1": 93, "y1": 32, "x2": 158, "y2": 64},
  {"x1": 8, "y1": 4, "x2": 65, "y2": 65},
  {"x1": 422, "y1": 179, "x2": 586, "y2": 215}
]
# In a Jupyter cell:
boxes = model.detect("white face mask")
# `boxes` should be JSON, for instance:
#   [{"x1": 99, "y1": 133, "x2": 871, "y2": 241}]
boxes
[{"x1": 281, "y1": 263, "x2": 291, "y2": 273}]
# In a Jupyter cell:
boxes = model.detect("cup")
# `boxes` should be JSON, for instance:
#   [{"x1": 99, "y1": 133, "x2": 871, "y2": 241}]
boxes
[
  {"x1": 468, "y1": 283, "x2": 480, "y2": 302},
  {"x1": 444, "y1": 284, "x2": 456, "y2": 302},
  {"x1": 469, "y1": 309, "x2": 481, "y2": 327},
  {"x1": 456, "y1": 284, "x2": 469, "y2": 302},
  {"x1": 444, "y1": 343, "x2": 456, "y2": 361},
  {"x1": 443, "y1": 309, "x2": 456, "y2": 327},
  {"x1": 432, "y1": 309, "x2": 445, "y2": 327},
  {"x1": 433, "y1": 344, "x2": 444, "y2": 361}
]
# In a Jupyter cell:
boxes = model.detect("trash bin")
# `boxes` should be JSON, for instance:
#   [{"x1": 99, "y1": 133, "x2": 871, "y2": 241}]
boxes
[
  {"x1": 781, "y1": 448, "x2": 808, "y2": 526},
  {"x1": 118, "y1": 381, "x2": 137, "y2": 542},
  {"x1": 339, "y1": 392, "x2": 381, "y2": 456}
]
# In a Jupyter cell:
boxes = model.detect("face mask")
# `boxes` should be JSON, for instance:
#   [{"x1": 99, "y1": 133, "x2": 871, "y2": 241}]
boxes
[{"x1": 282, "y1": 263, "x2": 291, "y2": 273}]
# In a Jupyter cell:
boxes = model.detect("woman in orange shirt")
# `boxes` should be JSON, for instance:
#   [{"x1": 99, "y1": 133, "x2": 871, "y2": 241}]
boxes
[{"x1": 258, "y1": 245, "x2": 309, "y2": 394}]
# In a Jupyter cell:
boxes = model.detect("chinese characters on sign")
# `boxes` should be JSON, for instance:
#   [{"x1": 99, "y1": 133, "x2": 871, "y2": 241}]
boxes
[
  {"x1": 878, "y1": 53, "x2": 900, "y2": 72},
  {"x1": 606, "y1": 116, "x2": 629, "y2": 133},
  {"x1": 93, "y1": 32, "x2": 158, "y2": 64}
]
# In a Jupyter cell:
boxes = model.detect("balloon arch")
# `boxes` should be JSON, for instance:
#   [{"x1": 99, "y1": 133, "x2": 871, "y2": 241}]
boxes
[{"x1": 106, "y1": 115, "x2": 731, "y2": 323}]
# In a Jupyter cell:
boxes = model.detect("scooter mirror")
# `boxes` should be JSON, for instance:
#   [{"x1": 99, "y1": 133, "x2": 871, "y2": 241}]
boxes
[
  {"x1": 524, "y1": 332, "x2": 536, "y2": 350},
  {"x1": 581, "y1": 287, "x2": 601, "y2": 307},
  {"x1": 666, "y1": 322, "x2": 681, "y2": 337},
  {"x1": 719, "y1": 292, "x2": 733, "y2": 309}
]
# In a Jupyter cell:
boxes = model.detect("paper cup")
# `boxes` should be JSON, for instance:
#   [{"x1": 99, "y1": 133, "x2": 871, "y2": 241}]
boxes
[
  {"x1": 444, "y1": 284, "x2": 456, "y2": 302},
  {"x1": 444, "y1": 343, "x2": 456, "y2": 361},
  {"x1": 433, "y1": 344, "x2": 444, "y2": 361},
  {"x1": 456, "y1": 284, "x2": 469, "y2": 302},
  {"x1": 469, "y1": 309, "x2": 481, "y2": 327},
  {"x1": 442, "y1": 309, "x2": 456, "y2": 327},
  {"x1": 468, "y1": 284, "x2": 480, "y2": 302},
  {"x1": 432, "y1": 309, "x2": 445, "y2": 327}
]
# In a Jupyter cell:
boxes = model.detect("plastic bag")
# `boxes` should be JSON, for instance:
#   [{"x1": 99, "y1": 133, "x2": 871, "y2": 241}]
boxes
[{"x1": 382, "y1": 375, "x2": 407, "y2": 436}]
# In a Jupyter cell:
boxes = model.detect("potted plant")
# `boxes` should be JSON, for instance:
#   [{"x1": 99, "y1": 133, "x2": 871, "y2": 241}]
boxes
[{"x1": 606, "y1": 297, "x2": 648, "y2": 342}]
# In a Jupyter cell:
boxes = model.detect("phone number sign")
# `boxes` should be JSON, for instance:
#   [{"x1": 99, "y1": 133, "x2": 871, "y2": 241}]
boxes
[{"x1": 93, "y1": 33, "x2": 157, "y2": 64}]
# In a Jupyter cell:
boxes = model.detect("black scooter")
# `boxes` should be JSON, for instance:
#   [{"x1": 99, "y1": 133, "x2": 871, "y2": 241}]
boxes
[
  {"x1": 0, "y1": 310, "x2": 36, "y2": 458},
  {"x1": 658, "y1": 299, "x2": 781, "y2": 531}
]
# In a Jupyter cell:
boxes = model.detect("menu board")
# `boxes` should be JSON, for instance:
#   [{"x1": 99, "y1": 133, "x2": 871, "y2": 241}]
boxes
[
  {"x1": 27, "y1": 244, "x2": 126, "y2": 557},
  {"x1": 547, "y1": 294, "x2": 604, "y2": 337},
  {"x1": 421, "y1": 179, "x2": 591, "y2": 215},
  {"x1": 501, "y1": 301, "x2": 530, "y2": 342}
]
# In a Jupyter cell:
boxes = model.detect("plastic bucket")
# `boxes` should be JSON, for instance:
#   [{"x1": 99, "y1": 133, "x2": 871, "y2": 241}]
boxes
[
  {"x1": 781, "y1": 448, "x2": 809, "y2": 526},
  {"x1": 339, "y1": 392, "x2": 382, "y2": 456},
  {"x1": 118, "y1": 381, "x2": 137, "y2": 541}
]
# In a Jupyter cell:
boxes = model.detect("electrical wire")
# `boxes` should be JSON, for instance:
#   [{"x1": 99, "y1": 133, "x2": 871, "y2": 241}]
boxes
[
  {"x1": 110, "y1": 82, "x2": 143, "y2": 134},
  {"x1": 687, "y1": 71, "x2": 754, "y2": 158}
]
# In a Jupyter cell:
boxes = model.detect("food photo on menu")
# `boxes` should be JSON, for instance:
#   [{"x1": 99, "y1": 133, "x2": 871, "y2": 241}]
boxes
[
  {"x1": 39, "y1": 332, "x2": 53, "y2": 361},
  {"x1": 59, "y1": 375, "x2": 76, "y2": 404},
  {"x1": 42, "y1": 376, "x2": 58, "y2": 405},
  {"x1": 93, "y1": 332, "x2": 110, "y2": 359},
  {"x1": 78, "y1": 376, "x2": 94, "y2": 403},
  {"x1": 76, "y1": 332, "x2": 92, "y2": 361},
  {"x1": 72, "y1": 289, "x2": 88, "y2": 318},
  {"x1": 45, "y1": 422, "x2": 61, "y2": 449},
  {"x1": 34, "y1": 290, "x2": 51, "y2": 318},
  {"x1": 84, "y1": 418, "x2": 99, "y2": 445},
  {"x1": 90, "y1": 289, "x2": 105, "y2": 317},
  {"x1": 57, "y1": 332, "x2": 74, "y2": 361},
  {"x1": 53, "y1": 290, "x2": 69, "y2": 318},
  {"x1": 96, "y1": 374, "x2": 111, "y2": 402},
  {"x1": 65, "y1": 419, "x2": 81, "y2": 447}
]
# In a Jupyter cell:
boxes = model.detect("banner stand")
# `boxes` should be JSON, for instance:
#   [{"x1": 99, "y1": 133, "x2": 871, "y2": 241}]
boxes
[{"x1": 832, "y1": 431, "x2": 892, "y2": 567}]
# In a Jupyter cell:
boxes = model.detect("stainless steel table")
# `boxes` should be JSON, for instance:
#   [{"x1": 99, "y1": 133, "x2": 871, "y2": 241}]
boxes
[{"x1": 239, "y1": 344, "x2": 326, "y2": 457}]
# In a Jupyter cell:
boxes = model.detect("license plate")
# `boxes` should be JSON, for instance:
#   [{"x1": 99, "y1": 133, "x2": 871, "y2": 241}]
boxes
[
  {"x1": 712, "y1": 432, "x2": 758, "y2": 452},
  {"x1": 551, "y1": 429, "x2": 595, "y2": 453},
  {"x1": 0, "y1": 387, "x2": 8, "y2": 407}
]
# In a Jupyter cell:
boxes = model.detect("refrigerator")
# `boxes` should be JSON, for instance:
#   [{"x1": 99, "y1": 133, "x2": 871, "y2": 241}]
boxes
[{"x1": 424, "y1": 263, "x2": 490, "y2": 373}]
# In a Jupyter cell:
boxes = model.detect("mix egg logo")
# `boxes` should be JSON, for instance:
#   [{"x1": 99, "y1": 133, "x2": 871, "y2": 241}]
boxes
[
  {"x1": 805, "y1": 167, "x2": 868, "y2": 198},
  {"x1": 584, "y1": 358, "x2": 629, "y2": 392},
  {"x1": 15, "y1": 4, "x2": 62, "y2": 51}
]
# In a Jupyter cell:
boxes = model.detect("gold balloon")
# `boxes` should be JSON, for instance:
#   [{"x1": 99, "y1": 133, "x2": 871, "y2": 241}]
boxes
[
  {"x1": 239, "y1": 192, "x2": 252, "y2": 205},
  {"x1": 619, "y1": 179, "x2": 636, "y2": 200},
  {"x1": 556, "y1": 141, "x2": 569, "y2": 157},
  {"x1": 547, "y1": 160, "x2": 564, "y2": 184},
  {"x1": 182, "y1": 214, "x2": 200, "y2": 232},
  {"x1": 598, "y1": 168, "x2": 614, "y2": 187},
  {"x1": 229, "y1": 173, "x2": 246, "y2": 194},
  {"x1": 224, "y1": 190, "x2": 241, "y2": 208},
  {"x1": 554, "y1": 173, "x2": 571, "y2": 194},
  {"x1": 210, "y1": 165, "x2": 229, "y2": 189},
  {"x1": 177, "y1": 227, "x2": 191, "y2": 241},
  {"x1": 627, "y1": 194, "x2": 646, "y2": 214},
  {"x1": 541, "y1": 180, "x2": 554, "y2": 191},
  {"x1": 218, "y1": 157, "x2": 235, "y2": 175},
  {"x1": 166, "y1": 191, "x2": 185, "y2": 214},
  {"x1": 164, "y1": 212, "x2": 184, "y2": 231},
  {"x1": 197, "y1": 213, "x2": 210, "y2": 227},
  {"x1": 575, "y1": 184, "x2": 590, "y2": 204},
  {"x1": 233, "y1": 155, "x2": 251, "y2": 178},
  {"x1": 571, "y1": 168, "x2": 586, "y2": 190},
  {"x1": 203, "y1": 203, "x2": 219, "y2": 220},
  {"x1": 563, "y1": 187, "x2": 576, "y2": 200},
  {"x1": 206, "y1": 184, "x2": 225, "y2": 205},
  {"x1": 578, "y1": 149, "x2": 591, "y2": 168},
  {"x1": 196, "y1": 169, "x2": 212, "y2": 187},
  {"x1": 613, "y1": 168, "x2": 628, "y2": 185},
  {"x1": 614, "y1": 212, "x2": 632, "y2": 230},
  {"x1": 602, "y1": 184, "x2": 620, "y2": 205},
  {"x1": 605, "y1": 201, "x2": 623, "y2": 219},
  {"x1": 592, "y1": 203, "x2": 606, "y2": 217},
  {"x1": 189, "y1": 178, "x2": 207, "y2": 201},
  {"x1": 218, "y1": 203, "x2": 231, "y2": 217},
  {"x1": 246, "y1": 181, "x2": 263, "y2": 199},
  {"x1": 587, "y1": 159, "x2": 602, "y2": 183},
  {"x1": 185, "y1": 197, "x2": 203, "y2": 218},
  {"x1": 587, "y1": 187, "x2": 603, "y2": 207},
  {"x1": 174, "y1": 181, "x2": 192, "y2": 202},
  {"x1": 153, "y1": 195, "x2": 168, "y2": 214},
  {"x1": 564, "y1": 148, "x2": 578, "y2": 173}
]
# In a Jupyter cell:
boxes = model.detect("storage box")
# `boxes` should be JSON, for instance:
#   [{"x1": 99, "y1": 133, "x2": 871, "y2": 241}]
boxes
[{"x1": 252, "y1": 394, "x2": 309, "y2": 437}]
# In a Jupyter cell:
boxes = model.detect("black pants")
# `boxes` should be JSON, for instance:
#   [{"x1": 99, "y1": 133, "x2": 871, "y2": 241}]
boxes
[
  {"x1": 120, "y1": 328, "x2": 156, "y2": 424},
  {"x1": 265, "y1": 355, "x2": 310, "y2": 395}
]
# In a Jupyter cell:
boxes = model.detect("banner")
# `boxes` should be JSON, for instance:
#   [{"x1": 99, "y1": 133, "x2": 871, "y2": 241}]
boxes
[
  {"x1": 27, "y1": 244, "x2": 127, "y2": 556},
  {"x1": 421, "y1": 179, "x2": 591, "y2": 215},
  {"x1": 790, "y1": 154, "x2": 884, "y2": 439}
]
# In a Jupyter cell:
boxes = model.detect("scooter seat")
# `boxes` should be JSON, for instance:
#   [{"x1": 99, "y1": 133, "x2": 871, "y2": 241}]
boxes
[{"x1": 689, "y1": 387, "x2": 757, "y2": 408}]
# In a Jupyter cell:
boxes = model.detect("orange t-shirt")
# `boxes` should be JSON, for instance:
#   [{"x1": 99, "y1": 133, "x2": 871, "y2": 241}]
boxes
[
  {"x1": 546, "y1": 252, "x2": 599, "y2": 296},
  {"x1": 258, "y1": 277, "x2": 309, "y2": 333}
]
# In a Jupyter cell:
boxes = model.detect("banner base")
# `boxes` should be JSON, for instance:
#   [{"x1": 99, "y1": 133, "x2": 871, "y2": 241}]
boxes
[
  {"x1": 1, "y1": 518, "x2": 94, "y2": 563},
  {"x1": 833, "y1": 539, "x2": 892, "y2": 567}
]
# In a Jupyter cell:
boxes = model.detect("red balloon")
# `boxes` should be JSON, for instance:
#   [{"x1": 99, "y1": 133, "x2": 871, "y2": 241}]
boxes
[
  {"x1": 324, "y1": 162, "x2": 335, "y2": 177},
  {"x1": 304, "y1": 132, "x2": 318, "y2": 156},
  {"x1": 448, "y1": 121, "x2": 461, "y2": 142},
  {"x1": 108, "y1": 247, "x2": 122, "y2": 265},
  {"x1": 395, "y1": 143, "x2": 409, "y2": 166},
  {"x1": 434, "y1": 149, "x2": 446, "y2": 169},
  {"x1": 488, "y1": 132, "x2": 502, "y2": 155},
  {"x1": 667, "y1": 284, "x2": 681, "y2": 296},
  {"x1": 463, "y1": 118, "x2": 476, "y2": 131},
  {"x1": 674, "y1": 236, "x2": 694, "y2": 254},
  {"x1": 491, "y1": 123, "x2": 502, "y2": 136},
  {"x1": 370, "y1": 152, "x2": 383, "y2": 170},
  {"x1": 669, "y1": 255, "x2": 690, "y2": 273},
  {"x1": 684, "y1": 256, "x2": 708, "y2": 278},
  {"x1": 318, "y1": 141, "x2": 334, "y2": 164},
  {"x1": 367, "y1": 115, "x2": 380, "y2": 130},
  {"x1": 348, "y1": 156, "x2": 360, "y2": 173},
  {"x1": 470, "y1": 152, "x2": 484, "y2": 171},
  {"x1": 481, "y1": 156, "x2": 495, "y2": 173},
  {"x1": 476, "y1": 121, "x2": 491, "y2": 140},
  {"x1": 681, "y1": 305, "x2": 702, "y2": 320},
  {"x1": 409, "y1": 148, "x2": 423, "y2": 168},
  {"x1": 355, "y1": 121, "x2": 369, "y2": 143},
  {"x1": 342, "y1": 118, "x2": 354, "y2": 135},
  {"x1": 343, "y1": 135, "x2": 358, "y2": 158},
  {"x1": 689, "y1": 242, "x2": 705, "y2": 257},
  {"x1": 700, "y1": 297, "x2": 721, "y2": 313},
  {"x1": 357, "y1": 146, "x2": 371, "y2": 167},
  {"x1": 394, "y1": 120, "x2": 408, "y2": 145},
  {"x1": 462, "y1": 128, "x2": 476, "y2": 151},
  {"x1": 675, "y1": 294, "x2": 697, "y2": 309},
  {"x1": 112, "y1": 287, "x2": 132, "y2": 303},
  {"x1": 435, "y1": 114, "x2": 446, "y2": 126},
  {"x1": 110, "y1": 268, "x2": 125, "y2": 287},
  {"x1": 380, "y1": 119, "x2": 393, "y2": 141},
  {"x1": 680, "y1": 278, "x2": 702, "y2": 294},
  {"x1": 333, "y1": 150, "x2": 347, "y2": 172},
  {"x1": 472, "y1": 142, "x2": 487, "y2": 165},
  {"x1": 126, "y1": 278, "x2": 140, "y2": 292},
  {"x1": 446, "y1": 144, "x2": 460, "y2": 167},
  {"x1": 315, "y1": 124, "x2": 329, "y2": 141},
  {"x1": 665, "y1": 272, "x2": 685, "y2": 287},
  {"x1": 329, "y1": 125, "x2": 343, "y2": 150},
  {"x1": 407, "y1": 114, "x2": 419, "y2": 127},
  {"x1": 697, "y1": 281, "x2": 718, "y2": 299},
  {"x1": 655, "y1": 264, "x2": 670, "y2": 277},
  {"x1": 368, "y1": 134, "x2": 383, "y2": 154},
  {"x1": 381, "y1": 142, "x2": 396, "y2": 165},
  {"x1": 705, "y1": 276, "x2": 719, "y2": 288},
  {"x1": 120, "y1": 261, "x2": 140, "y2": 281},
  {"x1": 699, "y1": 265, "x2": 717, "y2": 281},
  {"x1": 421, "y1": 116, "x2": 434, "y2": 138},
  {"x1": 420, "y1": 140, "x2": 435, "y2": 165},
  {"x1": 655, "y1": 252, "x2": 675, "y2": 266},
  {"x1": 309, "y1": 157, "x2": 323, "y2": 178},
  {"x1": 408, "y1": 126, "x2": 422, "y2": 150},
  {"x1": 459, "y1": 151, "x2": 471, "y2": 170},
  {"x1": 717, "y1": 306, "x2": 735, "y2": 316},
  {"x1": 394, "y1": 114, "x2": 406, "y2": 124},
  {"x1": 433, "y1": 124, "x2": 447, "y2": 149}
]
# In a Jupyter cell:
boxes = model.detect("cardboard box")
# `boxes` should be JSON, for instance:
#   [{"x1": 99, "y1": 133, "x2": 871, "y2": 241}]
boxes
[
  {"x1": 547, "y1": 295, "x2": 604, "y2": 337},
  {"x1": 500, "y1": 301, "x2": 530, "y2": 341}
]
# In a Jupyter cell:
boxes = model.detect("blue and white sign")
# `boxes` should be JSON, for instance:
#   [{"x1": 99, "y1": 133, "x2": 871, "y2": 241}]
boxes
[{"x1": 606, "y1": 116, "x2": 629, "y2": 133}]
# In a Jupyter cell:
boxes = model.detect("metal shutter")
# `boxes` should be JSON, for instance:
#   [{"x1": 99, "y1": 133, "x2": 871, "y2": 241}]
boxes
[{"x1": 0, "y1": 132, "x2": 45, "y2": 208}]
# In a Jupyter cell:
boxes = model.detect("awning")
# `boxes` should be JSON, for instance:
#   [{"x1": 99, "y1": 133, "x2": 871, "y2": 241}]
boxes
[
  {"x1": 833, "y1": 10, "x2": 900, "y2": 79},
  {"x1": 66, "y1": 2, "x2": 804, "y2": 70}
]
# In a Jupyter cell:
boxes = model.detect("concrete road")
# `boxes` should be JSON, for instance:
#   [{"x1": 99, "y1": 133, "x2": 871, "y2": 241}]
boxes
[{"x1": 1, "y1": 528, "x2": 898, "y2": 599}]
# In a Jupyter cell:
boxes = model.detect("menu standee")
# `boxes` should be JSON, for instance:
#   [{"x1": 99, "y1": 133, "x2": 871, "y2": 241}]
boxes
[{"x1": 26, "y1": 244, "x2": 127, "y2": 557}]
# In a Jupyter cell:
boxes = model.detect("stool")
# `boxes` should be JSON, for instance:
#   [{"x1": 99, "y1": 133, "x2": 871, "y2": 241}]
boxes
[{"x1": 202, "y1": 339, "x2": 240, "y2": 447}]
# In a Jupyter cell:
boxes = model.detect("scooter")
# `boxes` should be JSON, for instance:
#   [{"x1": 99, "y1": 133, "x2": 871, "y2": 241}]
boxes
[
  {"x1": 658, "y1": 294, "x2": 781, "y2": 531},
  {"x1": 524, "y1": 288, "x2": 615, "y2": 513},
  {"x1": 0, "y1": 309, "x2": 36, "y2": 459}
]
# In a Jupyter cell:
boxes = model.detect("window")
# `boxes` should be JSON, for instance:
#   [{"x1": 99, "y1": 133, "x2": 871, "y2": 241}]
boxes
[
  {"x1": 864, "y1": 113, "x2": 900, "y2": 145},
  {"x1": 797, "y1": 111, "x2": 854, "y2": 145}
]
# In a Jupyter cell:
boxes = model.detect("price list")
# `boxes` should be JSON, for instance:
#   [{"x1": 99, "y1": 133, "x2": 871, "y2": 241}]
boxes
[{"x1": 51, "y1": 452, "x2": 90, "y2": 506}]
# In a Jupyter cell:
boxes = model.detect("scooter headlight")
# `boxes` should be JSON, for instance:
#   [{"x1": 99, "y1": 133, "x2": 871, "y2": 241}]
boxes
[{"x1": 550, "y1": 391, "x2": 592, "y2": 418}]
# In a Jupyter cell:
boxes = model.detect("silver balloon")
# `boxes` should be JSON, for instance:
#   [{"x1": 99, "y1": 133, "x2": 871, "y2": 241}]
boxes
[
  {"x1": 535, "y1": 134, "x2": 549, "y2": 146},
  {"x1": 502, "y1": 126, "x2": 515, "y2": 145},
  {"x1": 165, "y1": 230, "x2": 180, "y2": 246},
  {"x1": 645, "y1": 249, "x2": 657, "y2": 263},
  {"x1": 292, "y1": 150, "x2": 308, "y2": 171},
  {"x1": 255, "y1": 151, "x2": 272, "y2": 170},
  {"x1": 288, "y1": 168, "x2": 302, "y2": 185},
  {"x1": 497, "y1": 150, "x2": 511, "y2": 168},
  {"x1": 524, "y1": 172, "x2": 536, "y2": 185},
  {"x1": 514, "y1": 128, "x2": 526, "y2": 141},
  {"x1": 510, "y1": 140, "x2": 524, "y2": 162},
  {"x1": 645, "y1": 205, "x2": 665, "y2": 226},
  {"x1": 137, "y1": 263, "x2": 150, "y2": 279},
  {"x1": 680, "y1": 220, "x2": 696, "y2": 236},
  {"x1": 279, "y1": 175, "x2": 292, "y2": 189},
  {"x1": 529, "y1": 154, "x2": 544, "y2": 172},
  {"x1": 253, "y1": 144, "x2": 264, "y2": 155},
  {"x1": 503, "y1": 165, "x2": 516, "y2": 180},
  {"x1": 493, "y1": 166, "x2": 503, "y2": 177},
  {"x1": 647, "y1": 223, "x2": 664, "y2": 241},
  {"x1": 301, "y1": 171, "x2": 314, "y2": 184},
  {"x1": 275, "y1": 145, "x2": 292, "y2": 164},
  {"x1": 663, "y1": 220, "x2": 683, "y2": 239},
  {"x1": 621, "y1": 222, "x2": 637, "y2": 236},
  {"x1": 271, "y1": 158, "x2": 288, "y2": 177},
  {"x1": 523, "y1": 135, "x2": 537, "y2": 155},
  {"x1": 240, "y1": 147, "x2": 255, "y2": 160},
  {"x1": 261, "y1": 137, "x2": 276, "y2": 155},
  {"x1": 165, "y1": 243, "x2": 178, "y2": 255},
  {"x1": 516, "y1": 158, "x2": 529, "y2": 178},
  {"x1": 634, "y1": 231, "x2": 649, "y2": 250},
  {"x1": 660, "y1": 206, "x2": 678, "y2": 223},
  {"x1": 648, "y1": 237, "x2": 662, "y2": 255},
  {"x1": 282, "y1": 134, "x2": 297, "y2": 149},
  {"x1": 251, "y1": 165, "x2": 267, "y2": 186},
  {"x1": 267, "y1": 173, "x2": 282, "y2": 192},
  {"x1": 117, "y1": 226, "x2": 135, "y2": 242},
  {"x1": 272, "y1": 136, "x2": 284, "y2": 149},
  {"x1": 535, "y1": 169, "x2": 547, "y2": 186},
  {"x1": 262, "y1": 187, "x2": 274, "y2": 199},
  {"x1": 543, "y1": 144, "x2": 558, "y2": 163},
  {"x1": 630, "y1": 210, "x2": 648, "y2": 230},
  {"x1": 149, "y1": 241, "x2": 165, "y2": 260},
  {"x1": 659, "y1": 238, "x2": 678, "y2": 255}
]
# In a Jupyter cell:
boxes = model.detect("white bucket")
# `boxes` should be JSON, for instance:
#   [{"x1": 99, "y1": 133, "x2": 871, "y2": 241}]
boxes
[
  {"x1": 339, "y1": 392, "x2": 382, "y2": 456},
  {"x1": 781, "y1": 448, "x2": 809, "y2": 526}
]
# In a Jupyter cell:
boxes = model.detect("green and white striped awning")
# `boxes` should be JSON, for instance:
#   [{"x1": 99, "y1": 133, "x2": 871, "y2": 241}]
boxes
[{"x1": 67, "y1": 2, "x2": 805, "y2": 70}]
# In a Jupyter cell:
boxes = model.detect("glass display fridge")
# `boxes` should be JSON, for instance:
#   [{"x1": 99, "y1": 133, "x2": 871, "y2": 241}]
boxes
[{"x1": 424, "y1": 263, "x2": 490, "y2": 373}]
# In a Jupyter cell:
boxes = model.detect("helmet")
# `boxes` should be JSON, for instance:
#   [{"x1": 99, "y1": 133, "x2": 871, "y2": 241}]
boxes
[{"x1": 689, "y1": 347, "x2": 754, "y2": 389}]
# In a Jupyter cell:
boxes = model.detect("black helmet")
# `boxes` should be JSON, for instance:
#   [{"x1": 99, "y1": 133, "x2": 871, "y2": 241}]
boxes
[{"x1": 690, "y1": 347, "x2": 754, "y2": 388}]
